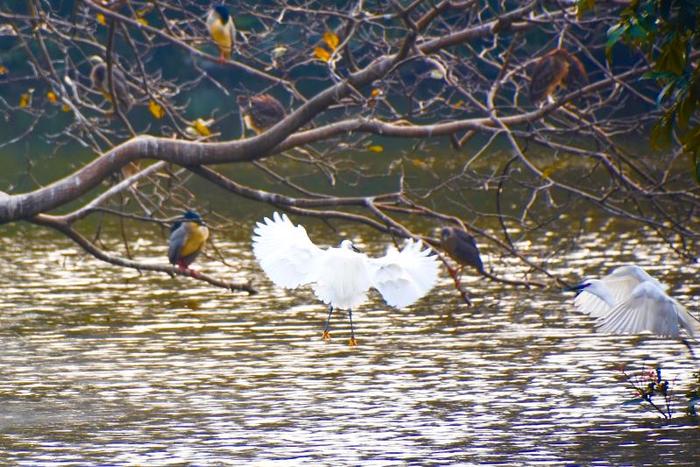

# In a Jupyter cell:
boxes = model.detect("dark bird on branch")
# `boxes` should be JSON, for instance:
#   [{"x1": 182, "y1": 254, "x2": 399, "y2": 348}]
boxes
[
  {"x1": 440, "y1": 227, "x2": 484, "y2": 274},
  {"x1": 168, "y1": 210, "x2": 210, "y2": 272},
  {"x1": 206, "y1": 5, "x2": 236, "y2": 62},
  {"x1": 88, "y1": 55, "x2": 133, "y2": 112},
  {"x1": 529, "y1": 48, "x2": 587, "y2": 104},
  {"x1": 237, "y1": 94, "x2": 287, "y2": 135}
]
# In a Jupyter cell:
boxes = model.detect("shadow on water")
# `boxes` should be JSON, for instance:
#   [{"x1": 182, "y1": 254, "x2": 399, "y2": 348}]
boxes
[{"x1": 0, "y1": 223, "x2": 698, "y2": 465}]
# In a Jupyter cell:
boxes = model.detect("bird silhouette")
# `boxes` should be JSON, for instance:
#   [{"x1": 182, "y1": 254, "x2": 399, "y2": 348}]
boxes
[
  {"x1": 529, "y1": 48, "x2": 587, "y2": 103},
  {"x1": 238, "y1": 94, "x2": 286, "y2": 135},
  {"x1": 88, "y1": 55, "x2": 133, "y2": 112}
]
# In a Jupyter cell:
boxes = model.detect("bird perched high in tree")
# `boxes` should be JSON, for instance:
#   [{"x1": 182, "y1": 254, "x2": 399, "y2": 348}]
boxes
[
  {"x1": 237, "y1": 94, "x2": 286, "y2": 135},
  {"x1": 88, "y1": 55, "x2": 133, "y2": 112},
  {"x1": 168, "y1": 210, "x2": 210, "y2": 272},
  {"x1": 206, "y1": 5, "x2": 236, "y2": 62},
  {"x1": 529, "y1": 48, "x2": 587, "y2": 104}
]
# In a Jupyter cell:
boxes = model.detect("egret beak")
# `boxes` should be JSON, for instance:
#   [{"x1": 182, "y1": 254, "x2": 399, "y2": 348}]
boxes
[{"x1": 563, "y1": 283, "x2": 590, "y2": 295}]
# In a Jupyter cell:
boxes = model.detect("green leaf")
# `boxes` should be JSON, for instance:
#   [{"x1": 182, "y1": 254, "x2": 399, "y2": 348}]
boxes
[
  {"x1": 657, "y1": 34, "x2": 687, "y2": 75},
  {"x1": 606, "y1": 24, "x2": 627, "y2": 61}
]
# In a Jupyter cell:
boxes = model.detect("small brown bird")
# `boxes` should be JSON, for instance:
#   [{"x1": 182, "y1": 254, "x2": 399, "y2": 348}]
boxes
[
  {"x1": 88, "y1": 55, "x2": 133, "y2": 112},
  {"x1": 440, "y1": 227, "x2": 484, "y2": 274},
  {"x1": 237, "y1": 94, "x2": 286, "y2": 135},
  {"x1": 529, "y1": 48, "x2": 587, "y2": 103}
]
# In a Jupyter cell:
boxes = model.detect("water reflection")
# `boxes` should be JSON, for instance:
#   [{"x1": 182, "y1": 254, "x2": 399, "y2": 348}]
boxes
[{"x1": 0, "y1": 225, "x2": 698, "y2": 465}]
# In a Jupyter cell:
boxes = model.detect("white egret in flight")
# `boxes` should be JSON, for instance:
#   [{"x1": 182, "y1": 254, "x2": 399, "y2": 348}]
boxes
[
  {"x1": 252, "y1": 212, "x2": 439, "y2": 345},
  {"x1": 568, "y1": 265, "x2": 699, "y2": 353}
]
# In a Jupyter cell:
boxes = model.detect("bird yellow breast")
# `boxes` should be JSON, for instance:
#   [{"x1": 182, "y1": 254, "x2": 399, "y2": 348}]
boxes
[
  {"x1": 210, "y1": 20, "x2": 232, "y2": 49},
  {"x1": 180, "y1": 222, "x2": 209, "y2": 257}
]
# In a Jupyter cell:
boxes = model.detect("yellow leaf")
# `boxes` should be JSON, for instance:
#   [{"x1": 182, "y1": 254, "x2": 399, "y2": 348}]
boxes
[
  {"x1": 47, "y1": 91, "x2": 58, "y2": 104},
  {"x1": 136, "y1": 17, "x2": 149, "y2": 27},
  {"x1": 370, "y1": 88, "x2": 381, "y2": 98},
  {"x1": 453, "y1": 100, "x2": 464, "y2": 109},
  {"x1": 411, "y1": 159, "x2": 430, "y2": 169},
  {"x1": 323, "y1": 31, "x2": 339, "y2": 51},
  {"x1": 96, "y1": 13, "x2": 107, "y2": 26},
  {"x1": 271, "y1": 46, "x2": 288, "y2": 58},
  {"x1": 193, "y1": 118, "x2": 211, "y2": 137},
  {"x1": 61, "y1": 103, "x2": 71, "y2": 112},
  {"x1": 367, "y1": 145, "x2": 384, "y2": 153},
  {"x1": 314, "y1": 46, "x2": 331, "y2": 62},
  {"x1": 19, "y1": 91, "x2": 32, "y2": 108},
  {"x1": 0, "y1": 65, "x2": 8, "y2": 75},
  {"x1": 148, "y1": 100, "x2": 165, "y2": 119}
]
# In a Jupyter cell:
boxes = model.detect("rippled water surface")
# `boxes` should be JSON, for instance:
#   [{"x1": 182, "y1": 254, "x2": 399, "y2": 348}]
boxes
[{"x1": 1, "y1": 223, "x2": 698, "y2": 465}]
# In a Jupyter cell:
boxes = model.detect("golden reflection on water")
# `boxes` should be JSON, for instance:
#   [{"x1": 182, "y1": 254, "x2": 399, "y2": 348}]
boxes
[{"x1": 0, "y1": 224, "x2": 698, "y2": 465}]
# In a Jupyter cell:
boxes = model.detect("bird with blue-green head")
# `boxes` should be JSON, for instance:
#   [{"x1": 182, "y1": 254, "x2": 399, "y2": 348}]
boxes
[
  {"x1": 206, "y1": 5, "x2": 236, "y2": 62},
  {"x1": 168, "y1": 210, "x2": 209, "y2": 271}
]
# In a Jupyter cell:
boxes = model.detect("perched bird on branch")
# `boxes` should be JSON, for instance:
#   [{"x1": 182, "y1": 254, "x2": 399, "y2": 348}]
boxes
[
  {"x1": 529, "y1": 48, "x2": 587, "y2": 104},
  {"x1": 206, "y1": 5, "x2": 236, "y2": 62},
  {"x1": 440, "y1": 227, "x2": 483, "y2": 274},
  {"x1": 237, "y1": 94, "x2": 286, "y2": 135},
  {"x1": 252, "y1": 212, "x2": 439, "y2": 346},
  {"x1": 567, "y1": 265, "x2": 699, "y2": 353},
  {"x1": 168, "y1": 210, "x2": 210, "y2": 272},
  {"x1": 88, "y1": 55, "x2": 133, "y2": 112}
]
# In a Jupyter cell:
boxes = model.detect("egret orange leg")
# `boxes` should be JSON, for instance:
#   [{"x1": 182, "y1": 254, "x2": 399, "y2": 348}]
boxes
[
  {"x1": 348, "y1": 309, "x2": 358, "y2": 346},
  {"x1": 322, "y1": 306, "x2": 333, "y2": 341}
]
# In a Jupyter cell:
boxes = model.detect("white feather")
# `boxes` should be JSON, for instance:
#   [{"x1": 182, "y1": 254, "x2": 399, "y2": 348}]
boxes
[
  {"x1": 252, "y1": 212, "x2": 439, "y2": 310},
  {"x1": 596, "y1": 281, "x2": 699, "y2": 337},
  {"x1": 572, "y1": 265, "x2": 699, "y2": 339},
  {"x1": 574, "y1": 265, "x2": 667, "y2": 318},
  {"x1": 369, "y1": 239, "x2": 440, "y2": 308},
  {"x1": 252, "y1": 212, "x2": 322, "y2": 288}
]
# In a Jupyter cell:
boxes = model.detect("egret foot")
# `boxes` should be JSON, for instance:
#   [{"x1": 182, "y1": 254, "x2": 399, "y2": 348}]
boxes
[
  {"x1": 348, "y1": 336, "x2": 358, "y2": 346},
  {"x1": 322, "y1": 330, "x2": 331, "y2": 341}
]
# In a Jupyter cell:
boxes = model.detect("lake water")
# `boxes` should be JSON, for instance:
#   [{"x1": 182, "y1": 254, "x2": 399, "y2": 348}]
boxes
[{"x1": 0, "y1": 221, "x2": 698, "y2": 465}]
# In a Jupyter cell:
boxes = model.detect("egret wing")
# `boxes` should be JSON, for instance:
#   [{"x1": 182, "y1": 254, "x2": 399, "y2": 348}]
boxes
[
  {"x1": 596, "y1": 282, "x2": 682, "y2": 337},
  {"x1": 574, "y1": 288, "x2": 612, "y2": 318},
  {"x1": 252, "y1": 212, "x2": 323, "y2": 288},
  {"x1": 575, "y1": 266, "x2": 658, "y2": 318},
  {"x1": 369, "y1": 239, "x2": 439, "y2": 309}
]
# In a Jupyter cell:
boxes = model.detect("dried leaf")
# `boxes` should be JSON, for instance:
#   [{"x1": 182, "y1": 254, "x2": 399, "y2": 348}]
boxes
[
  {"x1": 429, "y1": 68, "x2": 445, "y2": 80},
  {"x1": 193, "y1": 118, "x2": 212, "y2": 137},
  {"x1": 367, "y1": 145, "x2": 384, "y2": 153},
  {"x1": 0, "y1": 65, "x2": 8, "y2": 75},
  {"x1": 314, "y1": 46, "x2": 331, "y2": 62},
  {"x1": 61, "y1": 103, "x2": 71, "y2": 112},
  {"x1": 370, "y1": 88, "x2": 381, "y2": 98},
  {"x1": 323, "y1": 31, "x2": 339, "y2": 51},
  {"x1": 46, "y1": 91, "x2": 58, "y2": 104},
  {"x1": 271, "y1": 46, "x2": 288, "y2": 58},
  {"x1": 19, "y1": 91, "x2": 32, "y2": 108},
  {"x1": 96, "y1": 13, "x2": 107, "y2": 26},
  {"x1": 148, "y1": 100, "x2": 165, "y2": 119}
]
